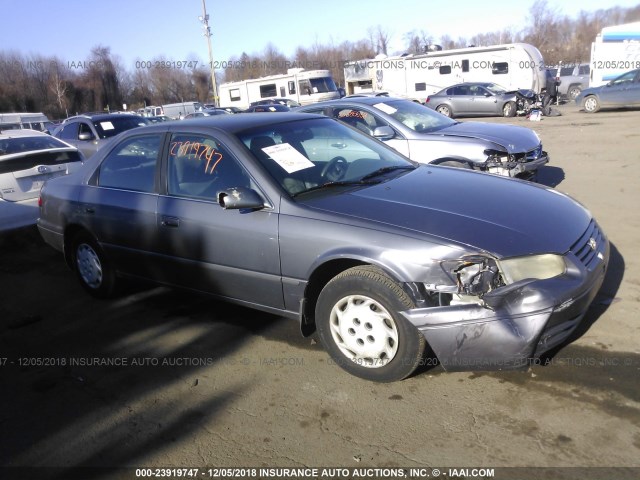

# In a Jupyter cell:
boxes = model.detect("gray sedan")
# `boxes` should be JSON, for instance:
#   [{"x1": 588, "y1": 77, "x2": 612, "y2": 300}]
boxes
[
  {"x1": 38, "y1": 113, "x2": 608, "y2": 382},
  {"x1": 576, "y1": 68, "x2": 640, "y2": 113},
  {"x1": 298, "y1": 97, "x2": 547, "y2": 181},
  {"x1": 425, "y1": 82, "x2": 518, "y2": 118}
]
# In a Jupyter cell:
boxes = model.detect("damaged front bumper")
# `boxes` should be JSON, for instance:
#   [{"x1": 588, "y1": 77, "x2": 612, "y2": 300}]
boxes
[
  {"x1": 484, "y1": 147, "x2": 549, "y2": 180},
  {"x1": 400, "y1": 229, "x2": 609, "y2": 371}
]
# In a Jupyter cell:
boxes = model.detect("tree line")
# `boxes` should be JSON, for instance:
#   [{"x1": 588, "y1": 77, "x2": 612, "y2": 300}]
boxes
[{"x1": 1, "y1": 1, "x2": 638, "y2": 120}]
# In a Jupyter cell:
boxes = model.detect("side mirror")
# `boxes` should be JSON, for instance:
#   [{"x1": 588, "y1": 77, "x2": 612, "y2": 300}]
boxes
[
  {"x1": 218, "y1": 187, "x2": 265, "y2": 210},
  {"x1": 484, "y1": 92, "x2": 492, "y2": 97},
  {"x1": 372, "y1": 126, "x2": 395, "y2": 141},
  {"x1": 78, "y1": 132, "x2": 94, "y2": 141}
]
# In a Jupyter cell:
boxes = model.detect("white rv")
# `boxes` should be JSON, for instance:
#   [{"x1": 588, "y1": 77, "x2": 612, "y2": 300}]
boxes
[
  {"x1": 344, "y1": 43, "x2": 546, "y2": 102},
  {"x1": 218, "y1": 69, "x2": 340, "y2": 109},
  {"x1": 589, "y1": 22, "x2": 640, "y2": 87}
]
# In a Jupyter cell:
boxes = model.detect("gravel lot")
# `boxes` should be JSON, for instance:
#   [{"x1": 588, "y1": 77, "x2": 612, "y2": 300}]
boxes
[{"x1": 1, "y1": 104, "x2": 639, "y2": 480}]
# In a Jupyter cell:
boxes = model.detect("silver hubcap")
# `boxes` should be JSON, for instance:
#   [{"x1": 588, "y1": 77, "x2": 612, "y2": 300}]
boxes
[
  {"x1": 76, "y1": 243, "x2": 103, "y2": 289},
  {"x1": 504, "y1": 104, "x2": 512, "y2": 115},
  {"x1": 438, "y1": 106, "x2": 449, "y2": 116},
  {"x1": 329, "y1": 295, "x2": 399, "y2": 368},
  {"x1": 585, "y1": 98, "x2": 597, "y2": 111}
]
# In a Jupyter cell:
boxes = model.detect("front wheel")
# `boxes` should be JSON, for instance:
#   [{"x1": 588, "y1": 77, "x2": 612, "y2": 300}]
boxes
[
  {"x1": 583, "y1": 96, "x2": 600, "y2": 113},
  {"x1": 71, "y1": 232, "x2": 116, "y2": 298},
  {"x1": 502, "y1": 101, "x2": 516, "y2": 117},
  {"x1": 316, "y1": 266, "x2": 426, "y2": 382}
]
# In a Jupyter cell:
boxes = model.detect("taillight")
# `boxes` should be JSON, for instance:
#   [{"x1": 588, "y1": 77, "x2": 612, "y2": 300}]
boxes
[
  {"x1": 425, "y1": 97, "x2": 430, "y2": 103},
  {"x1": 38, "y1": 194, "x2": 43, "y2": 208}
]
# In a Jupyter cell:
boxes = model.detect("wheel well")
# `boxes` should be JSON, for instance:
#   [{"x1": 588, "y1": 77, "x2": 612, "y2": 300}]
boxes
[
  {"x1": 300, "y1": 258, "x2": 368, "y2": 336},
  {"x1": 431, "y1": 157, "x2": 474, "y2": 168},
  {"x1": 62, "y1": 224, "x2": 94, "y2": 269}
]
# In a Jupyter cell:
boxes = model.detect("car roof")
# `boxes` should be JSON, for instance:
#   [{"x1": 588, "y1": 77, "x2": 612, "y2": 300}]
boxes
[
  {"x1": 302, "y1": 96, "x2": 408, "y2": 108},
  {"x1": 136, "y1": 112, "x2": 326, "y2": 134},
  {"x1": 0, "y1": 129, "x2": 50, "y2": 139},
  {"x1": 65, "y1": 113, "x2": 145, "y2": 122}
]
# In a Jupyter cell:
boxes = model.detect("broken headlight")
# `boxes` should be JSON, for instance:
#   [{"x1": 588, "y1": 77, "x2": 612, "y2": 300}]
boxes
[
  {"x1": 452, "y1": 257, "x2": 502, "y2": 296},
  {"x1": 498, "y1": 254, "x2": 566, "y2": 284}
]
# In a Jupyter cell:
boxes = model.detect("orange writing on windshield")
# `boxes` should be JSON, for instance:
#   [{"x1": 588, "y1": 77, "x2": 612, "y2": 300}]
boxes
[{"x1": 170, "y1": 141, "x2": 223, "y2": 174}]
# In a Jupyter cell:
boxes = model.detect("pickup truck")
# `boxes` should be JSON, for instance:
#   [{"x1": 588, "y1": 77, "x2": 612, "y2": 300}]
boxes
[{"x1": 555, "y1": 63, "x2": 590, "y2": 101}]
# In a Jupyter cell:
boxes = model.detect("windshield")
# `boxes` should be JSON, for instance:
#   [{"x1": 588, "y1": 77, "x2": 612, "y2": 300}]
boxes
[
  {"x1": 309, "y1": 76, "x2": 338, "y2": 93},
  {"x1": 237, "y1": 117, "x2": 415, "y2": 197},
  {"x1": 485, "y1": 83, "x2": 507, "y2": 94},
  {"x1": 92, "y1": 117, "x2": 149, "y2": 139},
  {"x1": 371, "y1": 100, "x2": 456, "y2": 133}
]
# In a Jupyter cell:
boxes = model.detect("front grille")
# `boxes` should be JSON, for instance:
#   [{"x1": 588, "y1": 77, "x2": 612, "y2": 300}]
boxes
[{"x1": 570, "y1": 220, "x2": 604, "y2": 269}]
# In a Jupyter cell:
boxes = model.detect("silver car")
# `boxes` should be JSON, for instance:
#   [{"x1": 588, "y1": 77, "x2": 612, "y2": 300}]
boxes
[
  {"x1": 298, "y1": 97, "x2": 548, "y2": 181},
  {"x1": 52, "y1": 113, "x2": 149, "y2": 158},
  {"x1": 38, "y1": 113, "x2": 608, "y2": 382},
  {"x1": 576, "y1": 68, "x2": 640, "y2": 113},
  {"x1": 425, "y1": 83, "x2": 518, "y2": 118},
  {"x1": 0, "y1": 129, "x2": 83, "y2": 202}
]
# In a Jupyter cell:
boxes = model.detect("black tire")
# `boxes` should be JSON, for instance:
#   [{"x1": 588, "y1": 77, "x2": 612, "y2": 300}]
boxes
[
  {"x1": 502, "y1": 101, "x2": 516, "y2": 117},
  {"x1": 436, "y1": 104, "x2": 452, "y2": 118},
  {"x1": 71, "y1": 232, "x2": 116, "y2": 298},
  {"x1": 316, "y1": 266, "x2": 426, "y2": 382},
  {"x1": 583, "y1": 95, "x2": 600, "y2": 113}
]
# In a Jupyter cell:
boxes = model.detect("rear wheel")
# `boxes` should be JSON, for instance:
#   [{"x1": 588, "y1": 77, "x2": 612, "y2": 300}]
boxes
[
  {"x1": 436, "y1": 105, "x2": 452, "y2": 117},
  {"x1": 316, "y1": 266, "x2": 426, "y2": 382},
  {"x1": 568, "y1": 85, "x2": 582, "y2": 100},
  {"x1": 71, "y1": 232, "x2": 116, "y2": 298},
  {"x1": 583, "y1": 96, "x2": 600, "y2": 113},
  {"x1": 502, "y1": 101, "x2": 516, "y2": 117}
]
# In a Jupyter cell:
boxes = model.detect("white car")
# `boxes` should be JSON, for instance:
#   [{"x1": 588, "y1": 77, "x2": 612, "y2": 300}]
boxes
[{"x1": 0, "y1": 129, "x2": 84, "y2": 229}]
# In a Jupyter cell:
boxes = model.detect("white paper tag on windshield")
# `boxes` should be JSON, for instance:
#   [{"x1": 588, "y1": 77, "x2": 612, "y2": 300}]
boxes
[
  {"x1": 373, "y1": 103, "x2": 397, "y2": 115},
  {"x1": 100, "y1": 121, "x2": 115, "y2": 130},
  {"x1": 262, "y1": 143, "x2": 315, "y2": 173}
]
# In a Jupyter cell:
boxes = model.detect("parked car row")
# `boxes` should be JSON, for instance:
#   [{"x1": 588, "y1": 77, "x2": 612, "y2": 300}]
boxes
[{"x1": 423, "y1": 67, "x2": 639, "y2": 117}]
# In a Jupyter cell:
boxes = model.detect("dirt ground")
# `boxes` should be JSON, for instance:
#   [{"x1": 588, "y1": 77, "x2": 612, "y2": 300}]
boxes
[{"x1": 1, "y1": 104, "x2": 639, "y2": 480}]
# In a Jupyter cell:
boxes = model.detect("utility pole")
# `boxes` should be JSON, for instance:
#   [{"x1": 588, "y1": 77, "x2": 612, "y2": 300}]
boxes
[{"x1": 199, "y1": 0, "x2": 218, "y2": 107}]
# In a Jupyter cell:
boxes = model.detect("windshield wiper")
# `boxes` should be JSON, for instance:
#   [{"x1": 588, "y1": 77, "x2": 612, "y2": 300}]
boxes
[
  {"x1": 359, "y1": 165, "x2": 416, "y2": 181},
  {"x1": 291, "y1": 179, "x2": 380, "y2": 198}
]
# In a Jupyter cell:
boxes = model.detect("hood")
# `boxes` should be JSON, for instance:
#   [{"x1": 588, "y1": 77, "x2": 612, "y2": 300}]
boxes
[
  {"x1": 437, "y1": 121, "x2": 540, "y2": 153},
  {"x1": 299, "y1": 167, "x2": 591, "y2": 258}
]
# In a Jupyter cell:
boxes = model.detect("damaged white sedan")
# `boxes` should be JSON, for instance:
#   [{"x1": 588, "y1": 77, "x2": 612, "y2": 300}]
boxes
[{"x1": 298, "y1": 97, "x2": 548, "y2": 181}]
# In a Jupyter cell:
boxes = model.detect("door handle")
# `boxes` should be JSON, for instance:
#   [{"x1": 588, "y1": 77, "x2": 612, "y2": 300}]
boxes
[
  {"x1": 331, "y1": 143, "x2": 347, "y2": 149},
  {"x1": 161, "y1": 216, "x2": 180, "y2": 227}
]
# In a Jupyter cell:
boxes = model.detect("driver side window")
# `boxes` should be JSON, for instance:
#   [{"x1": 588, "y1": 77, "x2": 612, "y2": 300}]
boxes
[{"x1": 167, "y1": 133, "x2": 250, "y2": 201}]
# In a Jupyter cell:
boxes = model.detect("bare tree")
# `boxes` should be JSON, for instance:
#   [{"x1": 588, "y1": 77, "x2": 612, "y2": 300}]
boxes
[{"x1": 368, "y1": 25, "x2": 392, "y2": 55}]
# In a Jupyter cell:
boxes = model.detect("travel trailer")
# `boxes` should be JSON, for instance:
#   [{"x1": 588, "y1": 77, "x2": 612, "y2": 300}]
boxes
[
  {"x1": 589, "y1": 22, "x2": 640, "y2": 87},
  {"x1": 218, "y1": 69, "x2": 340, "y2": 109},
  {"x1": 344, "y1": 43, "x2": 547, "y2": 103}
]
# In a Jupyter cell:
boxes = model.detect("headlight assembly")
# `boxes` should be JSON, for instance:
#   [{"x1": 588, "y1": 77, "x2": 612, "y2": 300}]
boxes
[{"x1": 498, "y1": 254, "x2": 566, "y2": 284}]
